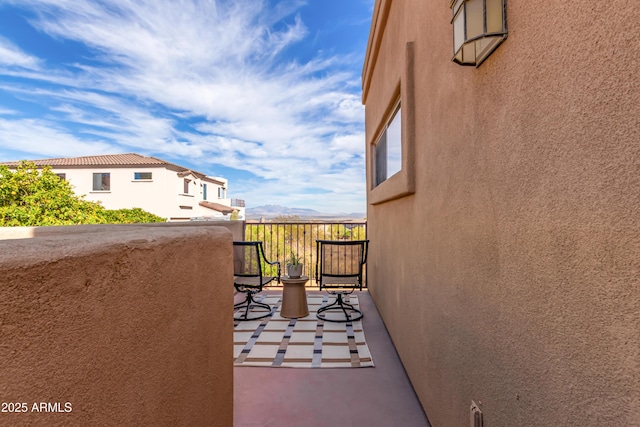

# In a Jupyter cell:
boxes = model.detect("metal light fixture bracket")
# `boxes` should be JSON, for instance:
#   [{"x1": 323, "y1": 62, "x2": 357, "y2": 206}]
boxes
[{"x1": 450, "y1": 0, "x2": 507, "y2": 67}]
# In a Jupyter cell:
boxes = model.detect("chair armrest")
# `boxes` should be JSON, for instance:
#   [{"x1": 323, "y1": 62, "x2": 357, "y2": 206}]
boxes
[{"x1": 265, "y1": 260, "x2": 281, "y2": 283}]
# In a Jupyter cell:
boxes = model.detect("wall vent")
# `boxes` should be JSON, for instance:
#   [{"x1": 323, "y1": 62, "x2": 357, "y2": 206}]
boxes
[{"x1": 470, "y1": 401, "x2": 483, "y2": 427}]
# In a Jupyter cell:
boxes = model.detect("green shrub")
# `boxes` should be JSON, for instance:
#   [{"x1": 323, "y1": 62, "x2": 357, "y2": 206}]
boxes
[
  {"x1": 98, "y1": 208, "x2": 165, "y2": 224},
  {"x1": 0, "y1": 162, "x2": 165, "y2": 226}
]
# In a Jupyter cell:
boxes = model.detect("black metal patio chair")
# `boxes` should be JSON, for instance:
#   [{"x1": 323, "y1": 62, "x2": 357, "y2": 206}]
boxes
[
  {"x1": 233, "y1": 241, "x2": 281, "y2": 321},
  {"x1": 316, "y1": 239, "x2": 369, "y2": 323}
]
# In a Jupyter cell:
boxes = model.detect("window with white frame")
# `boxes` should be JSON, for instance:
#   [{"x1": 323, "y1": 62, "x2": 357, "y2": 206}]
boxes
[
  {"x1": 92, "y1": 173, "x2": 110, "y2": 191},
  {"x1": 218, "y1": 187, "x2": 226, "y2": 199},
  {"x1": 183, "y1": 179, "x2": 190, "y2": 194},
  {"x1": 203, "y1": 184, "x2": 208, "y2": 200},
  {"x1": 374, "y1": 103, "x2": 402, "y2": 187}
]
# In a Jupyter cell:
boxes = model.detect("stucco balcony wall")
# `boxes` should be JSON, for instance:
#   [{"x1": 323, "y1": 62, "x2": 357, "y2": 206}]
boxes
[
  {"x1": 0, "y1": 220, "x2": 245, "y2": 242},
  {"x1": 0, "y1": 223, "x2": 233, "y2": 427}
]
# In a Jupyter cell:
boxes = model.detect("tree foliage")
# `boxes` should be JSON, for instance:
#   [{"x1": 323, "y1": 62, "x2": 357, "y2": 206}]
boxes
[
  {"x1": 272, "y1": 215, "x2": 302, "y2": 222},
  {"x1": 0, "y1": 161, "x2": 165, "y2": 226},
  {"x1": 98, "y1": 207, "x2": 165, "y2": 224}
]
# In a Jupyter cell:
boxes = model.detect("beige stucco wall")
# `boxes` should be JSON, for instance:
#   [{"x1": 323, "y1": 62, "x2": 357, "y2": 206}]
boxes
[
  {"x1": 0, "y1": 224, "x2": 233, "y2": 426},
  {"x1": 363, "y1": 1, "x2": 639, "y2": 426},
  {"x1": 0, "y1": 220, "x2": 246, "y2": 243}
]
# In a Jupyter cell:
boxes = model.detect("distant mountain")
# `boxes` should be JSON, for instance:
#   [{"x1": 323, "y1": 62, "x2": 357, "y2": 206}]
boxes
[
  {"x1": 246, "y1": 205, "x2": 319, "y2": 217},
  {"x1": 245, "y1": 205, "x2": 365, "y2": 220}
]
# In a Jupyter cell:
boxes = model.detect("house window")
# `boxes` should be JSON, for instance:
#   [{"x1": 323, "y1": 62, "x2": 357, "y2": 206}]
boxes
[
  {"x1": 183, "y1": 179, "x2": 190, "y2": 194},
  {"x1": 92, "y1": 173, "x2": 110, "y2": 191},
  {"x1": 55, "y1": 173, "x2": 66, "y2": 180},
  {"x1": 368, "y1": 43, "x2": 415, "y2": 205},
  {"x1": 134, "y1": 172, "x2": 152, "y2": 180},
  {"x1": 374, "y1": 103, "x2": 402, "y2": 187},
  {"x1": 203, "y1": 184, "x2": 208, "y2": 200},
  {"x1": 218, "y1": 187, "x2": 226, "y2": 199}
]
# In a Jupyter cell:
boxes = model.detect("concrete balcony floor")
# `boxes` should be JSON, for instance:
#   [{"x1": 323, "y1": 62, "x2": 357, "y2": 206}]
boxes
[{"x1": 234, "y1": 290, "x2": 431, "y2": 427}]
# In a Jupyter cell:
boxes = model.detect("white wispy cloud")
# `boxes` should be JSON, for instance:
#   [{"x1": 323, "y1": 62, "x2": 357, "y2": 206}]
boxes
[
  {"x1": 0, "y1": 107, "x2": 19, "y2": 115},
  {"x1": 0, "y1": 0, "x2": 368, "y2": 213},
  {"x1": 0, "y1": 118, "x2": 113, "y2": 157},
  {"x1": 0, "y1": 37, "x2": 40, "y2": 68}
]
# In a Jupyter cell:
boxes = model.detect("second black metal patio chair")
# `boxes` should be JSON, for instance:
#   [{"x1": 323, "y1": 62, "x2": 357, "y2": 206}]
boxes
[
  {"x1": 316, "y1": 239, "x2": 369, "y2": 322},
  {"x1": 233, "y1": 241, "x2": 281, "y2": 321}
]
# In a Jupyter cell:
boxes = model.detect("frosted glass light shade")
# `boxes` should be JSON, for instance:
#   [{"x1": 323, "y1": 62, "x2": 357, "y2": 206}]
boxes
[{"x1": 451, "y1": 0, "x2": 507, "y2": 67}]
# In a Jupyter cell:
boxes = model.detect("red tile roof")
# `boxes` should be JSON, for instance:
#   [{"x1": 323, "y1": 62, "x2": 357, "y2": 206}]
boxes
[
  {"x1": 1, "y1": 153, "x2": 225, "y2": 184},
  {"x1": 199, "y1": 201, "x2": 236, "y2": 215},
  {"x1": 1, "y1": 153, "x2": 169, "y2": 167}
]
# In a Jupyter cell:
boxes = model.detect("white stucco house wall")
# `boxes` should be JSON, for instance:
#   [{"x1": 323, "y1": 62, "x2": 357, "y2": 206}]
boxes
[{"x1": 2, "y1": 153, "x2": 245, "y2": 221}]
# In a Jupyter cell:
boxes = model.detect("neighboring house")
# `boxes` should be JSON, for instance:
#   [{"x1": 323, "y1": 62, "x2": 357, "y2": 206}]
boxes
[
  {"x1": 363, "y1": 1, "x2": 638, "y2": 427},
  {"x1": 1, "y1": 153, "x2": 245, "y2": 221}
]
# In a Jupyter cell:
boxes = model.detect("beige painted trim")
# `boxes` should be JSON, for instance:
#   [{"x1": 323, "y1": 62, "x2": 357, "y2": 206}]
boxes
[
  {"x1": 369, "y1": 41, "x2": 416, "y2": 205},
  {"x1": 362, "y1": 0, "x2": 392, "y2": 103}
]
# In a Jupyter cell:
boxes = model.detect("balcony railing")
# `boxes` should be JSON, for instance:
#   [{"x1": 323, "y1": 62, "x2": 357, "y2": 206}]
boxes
[
  {"x1": 177, "y1": 193, "x2": 195, "y2": 208},
  {"x1": 244, "y1": 221, "x2": 367, "y2": 287},
  {"x1": 231, "y1": 199, "x2": 245, "y2": 207}
]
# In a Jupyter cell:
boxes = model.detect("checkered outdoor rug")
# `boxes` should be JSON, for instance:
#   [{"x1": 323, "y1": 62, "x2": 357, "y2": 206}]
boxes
[{"x1": 233, "y1": 294, "x2": 374, "y2": 368}]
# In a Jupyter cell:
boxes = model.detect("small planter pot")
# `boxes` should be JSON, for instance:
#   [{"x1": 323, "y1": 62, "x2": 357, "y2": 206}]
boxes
[{"x1": 287, "y1": 264, "x2": 303, "y2": 278}]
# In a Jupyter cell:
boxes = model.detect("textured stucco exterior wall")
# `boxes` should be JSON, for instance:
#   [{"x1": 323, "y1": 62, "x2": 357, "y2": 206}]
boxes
[
  {"x1": 0, "y1": 220, "x2": 245, "y2": 242},
  {"x1": 363, "y1": 1, "x2": 639, "y2": 426},
  {"x1": 0, "y1": 224, "x2": 233, "y2": 426}
]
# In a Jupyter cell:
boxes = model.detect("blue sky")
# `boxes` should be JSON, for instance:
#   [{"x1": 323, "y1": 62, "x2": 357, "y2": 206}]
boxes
[{"x1": 0, "y1": 0, "x2": 374, "y2": 214}]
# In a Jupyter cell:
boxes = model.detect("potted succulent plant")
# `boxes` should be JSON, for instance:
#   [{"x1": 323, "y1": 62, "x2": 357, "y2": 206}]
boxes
[{"x1": 286, "y1": 251, "x2": 303, "y2": 278}]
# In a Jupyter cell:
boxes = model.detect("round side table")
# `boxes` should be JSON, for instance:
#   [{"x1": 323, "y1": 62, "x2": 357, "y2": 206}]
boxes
[{"x1": 280, "y1": 276, "x2": 310, "y2": 319}]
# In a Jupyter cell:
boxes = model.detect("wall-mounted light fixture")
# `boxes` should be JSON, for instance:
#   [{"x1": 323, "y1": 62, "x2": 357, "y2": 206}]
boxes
[{"x1": 451, "y1": 0, "x2": 507, "y2": 67}]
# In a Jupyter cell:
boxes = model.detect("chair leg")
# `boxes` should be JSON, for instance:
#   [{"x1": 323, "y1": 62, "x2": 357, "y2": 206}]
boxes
[
  {"x1": 316, "y1": 293, "x2": 363, "y2": 323},
  {"x1": 234, "y1": 292, "x2": 273, "y2": 321}
]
